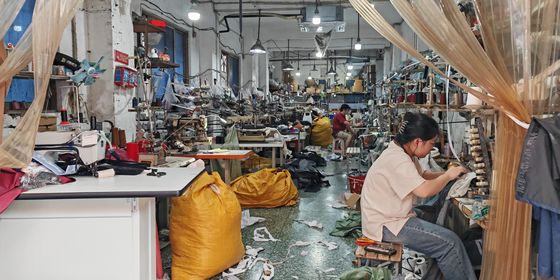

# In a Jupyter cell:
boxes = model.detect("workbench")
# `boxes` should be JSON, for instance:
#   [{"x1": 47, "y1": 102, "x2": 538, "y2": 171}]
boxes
[
  {"x1": 0, "y1": 167, "x2": 204, "y2": 280},
  {"x1": 180, "y1": 150, "x2": 254, "y2": 183},
  {"x1": 239, "y1": 141, "x2": 284, "y2": 167},
  {"x1": 452, "y1": 197, "x2": 489, "y2": 230}
]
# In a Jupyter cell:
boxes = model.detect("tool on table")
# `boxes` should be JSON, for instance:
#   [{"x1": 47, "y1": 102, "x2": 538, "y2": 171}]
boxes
[
  {"x1": 147, "y1": 168, "x2": 166, "y2": 177},
  {"x1": 365, "y1": 243, "x2": 397, "y2": 256},
  {"x1": 355, "y1": 236, "x2": 377, "y2": 246}
]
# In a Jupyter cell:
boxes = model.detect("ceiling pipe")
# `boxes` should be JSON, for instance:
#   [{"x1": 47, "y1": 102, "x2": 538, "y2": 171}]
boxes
[
  {"x1": 269, "y1": 56, "x2": 371, "y2": 62},
  {"x1": 219, "y1": 13, "x2": 301, "y2": 33}
]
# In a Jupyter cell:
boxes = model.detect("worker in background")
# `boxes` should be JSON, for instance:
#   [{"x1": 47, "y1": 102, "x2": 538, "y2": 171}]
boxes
[
  {"x1": 332, "y1": 104, "x2": 355, "y2": 149},
  {"x1": 361, "y1": 112, "x2": 476, "y2": 280}
]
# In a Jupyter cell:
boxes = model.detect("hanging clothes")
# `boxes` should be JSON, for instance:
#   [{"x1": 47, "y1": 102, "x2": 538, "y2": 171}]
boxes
[{"x1": 515, "y1": 115, "x2": 560, "y2": 279}]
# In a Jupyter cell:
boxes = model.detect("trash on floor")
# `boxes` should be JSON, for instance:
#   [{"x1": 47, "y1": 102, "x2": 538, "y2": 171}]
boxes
[
  {"x1": 254, "y1": 227, "x2": 280, "y2": 242},
  {"x1": 316, "y1": 267, "x2": 338, "y2": 279},
  {"x1": 241, "y1": 210, "x2": 266, "y2": 229},
  {"x1": 330, "y1": 211, "x2": 362, "y2": 238},
  {"x1": 222, "y1": 246, "x2": 264, "y2": 278},
  {"x1": 329, "y1": 200, "x2": 350, "y2": 209},
  {"x1": 261, "y1": 261, "x2": 275, "y2": 280},
  {"x1": 343, "y1": 192, "x2": 361, "y2": 209},
  {"x1": 294, "y1": 219, "x2": 323, "y2": 230},
  {"x1": 317, "y1": 240, "x2": 339, "y2": 251}
]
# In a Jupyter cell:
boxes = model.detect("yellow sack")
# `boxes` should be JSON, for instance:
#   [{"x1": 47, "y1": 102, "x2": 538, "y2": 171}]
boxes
[
  {"x1": 170, "y1": 172, "x2": 245, "y2": 279},
  {"x1": 311, "y1": 116, "x2": 333, "y2": 148},
  {"x1": 241, "y1": 154, "x2": 272, "y2": 170},
  {"x1": 231, "y1": 168, "x2": 299, "y2": 208}
]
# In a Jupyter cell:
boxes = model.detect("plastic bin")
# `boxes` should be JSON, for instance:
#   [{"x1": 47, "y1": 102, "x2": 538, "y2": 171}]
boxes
[{"x1": 348, "y1": 175, "x2": 366, "y2": 194}]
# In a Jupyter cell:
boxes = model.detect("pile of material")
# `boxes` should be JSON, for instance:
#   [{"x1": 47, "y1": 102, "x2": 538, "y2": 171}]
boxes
[
  {"x1": 231, "y1": 168, "x2": 299, "y2": 208},
  {"x1": 287, "y1": 151, "x2": 329, "y2": 192},
  {"x1": 170, "y1": 172, "x2": 245, "y2": 279}
]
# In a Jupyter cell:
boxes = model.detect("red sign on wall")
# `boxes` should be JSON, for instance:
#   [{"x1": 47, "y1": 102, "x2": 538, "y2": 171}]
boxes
[{"x1": 114, "y1": 50, "x2": 129, "y2": 65}]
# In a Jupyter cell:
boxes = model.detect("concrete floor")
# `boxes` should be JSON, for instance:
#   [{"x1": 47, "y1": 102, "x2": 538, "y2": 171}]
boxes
[{"x1": 163, "y1": 159, "x2": 361, "y2": 279}]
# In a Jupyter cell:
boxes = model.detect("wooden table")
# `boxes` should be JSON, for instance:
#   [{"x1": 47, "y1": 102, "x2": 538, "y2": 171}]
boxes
[
  {"x1": 0, "y1": 167, "x2": 204, "y2": 280},
  {"x1": 181, "y1": 150, "x2": 254, "y2": 183},
  {"x1": 239, "y1": 141, "x2": 284, "y2": 167}
]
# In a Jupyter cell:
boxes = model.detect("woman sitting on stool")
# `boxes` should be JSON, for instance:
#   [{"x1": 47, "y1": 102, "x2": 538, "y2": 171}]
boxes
[{"x1": 360, "y1": 112, "x2": 476, "y2": 280}]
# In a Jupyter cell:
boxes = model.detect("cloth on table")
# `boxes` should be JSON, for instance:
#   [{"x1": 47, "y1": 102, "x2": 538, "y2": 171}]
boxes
[{"x1": 330, "y1": 211, "x2": 362, "y2": 238}]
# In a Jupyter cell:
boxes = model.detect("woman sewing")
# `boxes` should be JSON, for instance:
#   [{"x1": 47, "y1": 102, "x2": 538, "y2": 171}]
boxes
[{"x1": 361, "y1": 112, "x2": 476, "y2": 280}]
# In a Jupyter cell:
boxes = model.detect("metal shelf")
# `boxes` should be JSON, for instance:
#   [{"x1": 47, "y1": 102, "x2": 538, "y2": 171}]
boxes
[{"x1": 14, "y1": 71, "x2": 70, "y2": 81}]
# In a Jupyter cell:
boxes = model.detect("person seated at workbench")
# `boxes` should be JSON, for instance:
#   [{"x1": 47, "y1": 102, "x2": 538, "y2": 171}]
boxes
[
  {"x1": 332, "y1": 104, "x2": 355, "y2": 149},
  {"x1": 361, "y1": 112, "x2": 476, "y2": 280}
]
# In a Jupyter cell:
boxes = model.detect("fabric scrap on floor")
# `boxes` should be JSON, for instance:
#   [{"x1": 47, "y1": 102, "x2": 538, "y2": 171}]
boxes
[
  {"x1": 241, "y1": 210, "x2": 266, "y2": 229},
  {"x1": 329, "y1": 211, "x2": 362, "y2": 238},
  {"x1": 261, "y1": 261, "x2": 275, "y2": 280},
  {"x1": 254, "y1": 227, "x2": 280, "y2": 242},
  {"x1": 317, "y1": 240, "x2": 338, "y2": 251},
  {"x1": 222, "y1": 246, "x2": 264, "y2": 278},
  {"x1": 294, "y1": 219, "x2": 323, "y2": 230},
  {"x1": 337, "y1": 266, "x2": 392, "y2": 280},
  {"x1": 329, "y1": 200, "x2": 349, "y2": 209}
]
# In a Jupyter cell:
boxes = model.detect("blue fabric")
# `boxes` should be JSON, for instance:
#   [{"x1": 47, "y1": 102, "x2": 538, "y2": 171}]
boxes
[
  {"x1": 5, "y1": 0, "x2": 35, "y2": 103},
  {"x1": 534, "y1": 207, "x2": 560, "y2": 279},
  {"x1": 382, "y1": 217, "x2": 477, "y2": 280}
]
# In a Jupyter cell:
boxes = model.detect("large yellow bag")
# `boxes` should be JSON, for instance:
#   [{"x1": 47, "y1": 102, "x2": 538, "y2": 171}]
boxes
[
  {"x1": 311, "y1": 116, "x2": 333, "y2": 148},
  {"x1": 170, "y1": 172, "x2": 245, "y2": 279},
  {"x1": 231, "y1": 168, "x2": 299, "y2": 208}
]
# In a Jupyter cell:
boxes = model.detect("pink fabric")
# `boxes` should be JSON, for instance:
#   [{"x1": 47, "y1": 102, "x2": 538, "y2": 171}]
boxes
[{"x1": 0, "y1": 168, "x2": 24, "y2": 214}]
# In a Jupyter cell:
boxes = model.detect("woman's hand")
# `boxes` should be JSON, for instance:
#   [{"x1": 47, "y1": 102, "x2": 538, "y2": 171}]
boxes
[{"x1": 445, "y1": 165, "x2": 468, "y2": 180}]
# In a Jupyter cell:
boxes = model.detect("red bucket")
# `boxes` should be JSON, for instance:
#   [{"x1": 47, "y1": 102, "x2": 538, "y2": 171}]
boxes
[{"x1": 348, "y1": 175, "x2": 366, "y2": 194}]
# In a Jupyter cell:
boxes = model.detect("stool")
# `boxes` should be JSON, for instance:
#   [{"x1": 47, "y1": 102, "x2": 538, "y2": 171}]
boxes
[
  {"x1": 354, "y1": 242, "x2": 403, "y2": 274},
  {"x1": 332, "y1": 138, "x2": 346, "y2": 156},
  {"x1": 345, "y1": 147, "x2": 361, "y2": 173}
]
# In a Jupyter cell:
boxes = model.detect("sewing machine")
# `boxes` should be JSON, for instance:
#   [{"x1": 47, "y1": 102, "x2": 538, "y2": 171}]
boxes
[
  {"x1": 238, "y1": 128, "x2": 267, "y2": 142},
  {"x1": 35, "y1": 130, "x2": 106, "y2": 166}
]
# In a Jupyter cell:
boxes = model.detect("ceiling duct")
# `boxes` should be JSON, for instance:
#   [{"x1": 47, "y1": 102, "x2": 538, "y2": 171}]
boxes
[{"x1": 300, "y1": 5, "x2": 345, "y2": 33}]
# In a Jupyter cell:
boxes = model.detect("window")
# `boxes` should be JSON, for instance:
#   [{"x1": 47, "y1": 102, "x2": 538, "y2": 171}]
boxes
[
  {"x1": 142, "y1": 16, "x2": 189, "y2": 99},
  {"x1": 221, "y1": 51, "x2": 239, "y2": 96},
  {"x1": 5, "y1": 0, "x2": 36, "y2": 104}
]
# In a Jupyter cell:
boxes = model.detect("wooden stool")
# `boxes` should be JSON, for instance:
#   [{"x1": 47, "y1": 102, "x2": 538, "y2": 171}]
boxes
[
  {"x1": 354, "y1": 242, "x2": 403, "y2": 274},
  {"x1": 332, "y1": 138, "x2": 346, "y2": 156}
]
